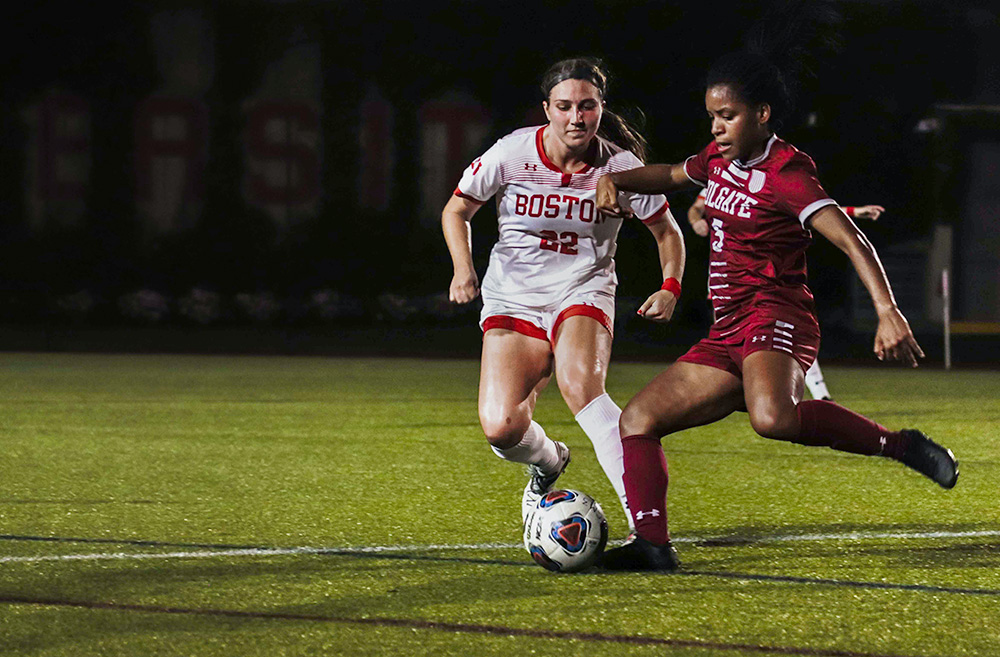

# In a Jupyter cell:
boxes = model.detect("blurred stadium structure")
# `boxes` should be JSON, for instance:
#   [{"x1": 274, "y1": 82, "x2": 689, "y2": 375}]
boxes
[{"x1": 2, "y1": 1, "x2": 998, "y2": 362}]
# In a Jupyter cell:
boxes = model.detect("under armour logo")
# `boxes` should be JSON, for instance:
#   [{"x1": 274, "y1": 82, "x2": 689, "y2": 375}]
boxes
[
  {"x1": 634, "y1": 509, "x2": 660, "y2": 520},
  {"x1": 879, "y1": 435, "x2": 887, "y2": 455},
  {"x1": 752, "y1": 335, "x2": 766, "y2": 343},
  {"x1": 524, "y1": 163, "x2": 538, "y2": 171}
]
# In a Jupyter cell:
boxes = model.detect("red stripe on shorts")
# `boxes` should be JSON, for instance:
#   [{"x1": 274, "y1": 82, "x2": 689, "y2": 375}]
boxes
[
  {"x1": 482, "y1": 315, "x2": 549, "y2": 342},
  {"x1": 641, "y1": 202, "x2": 669, "y2": 225},
  {"x1": 552, "y1": 304, "x2": 613, "y2": 345}
]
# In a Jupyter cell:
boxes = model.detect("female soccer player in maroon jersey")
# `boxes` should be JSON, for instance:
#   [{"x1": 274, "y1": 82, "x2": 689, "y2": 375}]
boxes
[
  {"x1": 688, "y1": 190, "x2": 885, "y2": 401},
  {"x1": 593, "y1": 50, "x2": 959, "y2": 570}
]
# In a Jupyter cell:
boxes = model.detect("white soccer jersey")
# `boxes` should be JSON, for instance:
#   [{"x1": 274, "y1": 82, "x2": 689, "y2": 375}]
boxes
[{"x1": 456, "y1": 126, "x2": 668, "y2": 308}]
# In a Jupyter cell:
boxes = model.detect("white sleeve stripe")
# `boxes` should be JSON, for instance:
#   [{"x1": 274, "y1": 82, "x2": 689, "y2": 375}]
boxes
[
  {"x1": 683, "y1": 156, "x2": 707, "y2": 187},
  {"x1": 798, "y1": 198, "x2": 838, "y2": 226}
]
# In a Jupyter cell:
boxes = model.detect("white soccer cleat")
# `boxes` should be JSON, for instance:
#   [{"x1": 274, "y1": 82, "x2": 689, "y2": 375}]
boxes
[{"x1": 521, "y1": 441, "x2": 571, "y2": 523}]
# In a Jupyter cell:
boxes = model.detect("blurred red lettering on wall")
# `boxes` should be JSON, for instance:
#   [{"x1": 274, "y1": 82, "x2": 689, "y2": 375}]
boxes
[
  {"x1": 37, "y1": 93, "x2": 90, "y2": 201},
  {"x1": 245, "y1": 101, "x2": 320, "y2": 206},
  {"x1": 135, "y1": 96, "x2": 208, "y2": 203}
]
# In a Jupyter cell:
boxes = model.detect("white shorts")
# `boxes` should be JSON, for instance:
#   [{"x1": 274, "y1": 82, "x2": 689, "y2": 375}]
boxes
[{"x1": 479, "y1": 289, "x2": 616, "y2": 345}]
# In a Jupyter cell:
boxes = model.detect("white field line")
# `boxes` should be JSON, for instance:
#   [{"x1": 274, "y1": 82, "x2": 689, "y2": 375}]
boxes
[{"x1": 2, "y1": 529, "x2": 999, "y2": 565}]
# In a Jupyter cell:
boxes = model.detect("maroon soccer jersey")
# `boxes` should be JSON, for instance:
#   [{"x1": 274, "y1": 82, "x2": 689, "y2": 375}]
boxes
[{"x1": 683, "y1": 135, "x2": 837, "y2": 335}]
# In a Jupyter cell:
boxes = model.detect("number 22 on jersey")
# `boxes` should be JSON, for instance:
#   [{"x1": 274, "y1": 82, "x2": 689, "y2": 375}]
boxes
[{"x1": 539, "y1": 230, "x2": 579, "y2": 255}]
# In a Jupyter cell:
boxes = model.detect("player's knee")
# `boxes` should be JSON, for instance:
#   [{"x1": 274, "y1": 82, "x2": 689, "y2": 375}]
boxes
[
  {"x1": 480, "y1": 405, "x2": 529, "y2": 448},
  {"x1": 555, "y1": 368, "x2": 604, "y2": 414},
  {"x1": 620, "y1": 402, "x2": 658, "y2": 439},
  {"x1": 748, "y1": 404, "x2": 797, "y2": 440}
]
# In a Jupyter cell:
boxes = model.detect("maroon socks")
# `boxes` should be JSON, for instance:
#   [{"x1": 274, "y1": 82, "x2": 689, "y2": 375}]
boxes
[
  {"x1": 620, "y1": 402, "x2": 909, "y2": 546},
  {"x1": 621, "y1": 434, "x2": 670, "y2": 544},
  {"x1": 796, "y1": 400, "x2": 909, "y2": 459}
]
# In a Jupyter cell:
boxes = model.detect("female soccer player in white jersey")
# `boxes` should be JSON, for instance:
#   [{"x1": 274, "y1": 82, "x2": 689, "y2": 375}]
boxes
[
  {"x1": 441, "y1": 58, "x2": 685, "y2": 533},
  {"x1": 594, "y1": 12, "x2": 958, "y2": 570}
]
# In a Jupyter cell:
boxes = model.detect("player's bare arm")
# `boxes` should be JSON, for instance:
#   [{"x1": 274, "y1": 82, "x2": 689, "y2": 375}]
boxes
[
  {"x1": 441, "y1": 194, "x2": 484, "y2": 304},
  {"x1": 596, "y1": 164, "x2": 692, "y2": 217},
  {"x1": 849, "y1": 204, "x2": 885, "y2": 221},
  {"x1": 686, "y1": 194, "x2": 709, "y2": 237},
  {"x1": 810, "y1": 205, "x2": 924, "y2": 367},
  {"x1": 638, "y1": 210, "x2": 686, "y2": 322}
]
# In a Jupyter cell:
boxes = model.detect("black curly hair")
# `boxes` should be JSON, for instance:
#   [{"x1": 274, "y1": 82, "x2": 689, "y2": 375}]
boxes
[{"x1": 706, "y1": 0, "x2": 842, "y2": 131}]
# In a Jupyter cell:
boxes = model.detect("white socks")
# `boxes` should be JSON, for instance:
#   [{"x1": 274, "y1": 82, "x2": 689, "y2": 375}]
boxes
[
  {"x1": 805, "y1": 359, "x2": 831, "y2": 400},
  {"x1": 491, "y1": 420, "x2": 561, "y2": 472},
  {"x1": 575, "y1": 393, "x2": 633, "y2": 530},
  {"x1": 490, "y1": 395, "x2": 634, "y2": 531}
]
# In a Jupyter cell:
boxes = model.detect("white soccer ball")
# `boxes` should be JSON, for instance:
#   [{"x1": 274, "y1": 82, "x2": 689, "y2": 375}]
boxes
[{"x1": 523, "y1": 489, "x2": 608, "y2": 573}]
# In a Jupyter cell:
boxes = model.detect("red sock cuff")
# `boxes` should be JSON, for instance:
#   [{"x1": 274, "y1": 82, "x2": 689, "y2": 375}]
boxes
[{"x1": 622, "y1": 433, "x2": 661, "y2": 444}]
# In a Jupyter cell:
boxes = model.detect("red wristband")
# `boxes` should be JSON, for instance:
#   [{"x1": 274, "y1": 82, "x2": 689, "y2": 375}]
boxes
[
  {"x1": 843, "y1": 206, "x2": 856, "y2": 218},
  {"x1": 660, "y1": 277, "x2": 681, "y2": 297}
]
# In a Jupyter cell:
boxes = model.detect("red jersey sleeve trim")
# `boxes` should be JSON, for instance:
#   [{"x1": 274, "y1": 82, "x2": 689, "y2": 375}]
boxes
[
  {"x1": 640, "y1": 202, "x2": 669, "y2": 225},
  {"x1": 454, "y1": 187, "x2": 486, "y2": 203}
]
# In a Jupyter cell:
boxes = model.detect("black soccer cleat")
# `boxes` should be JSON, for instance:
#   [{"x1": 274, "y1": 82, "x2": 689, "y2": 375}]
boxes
[
  {"x1": 899, "y1": 429, "x2": 959, "y2": 489},
  {"x1": 598, "y1": 535, "x2": 681, "y2": 572}
]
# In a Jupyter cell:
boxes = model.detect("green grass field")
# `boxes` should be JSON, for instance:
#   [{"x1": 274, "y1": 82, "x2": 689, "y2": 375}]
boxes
[{"x1": 1, "y1": 352, "x2": 998, "y2": 656}]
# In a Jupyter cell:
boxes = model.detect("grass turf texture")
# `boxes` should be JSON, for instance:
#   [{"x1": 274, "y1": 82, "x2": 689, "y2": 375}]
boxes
[{"x1": 0, "y1": 353, "x2": 997, "y2": 656}]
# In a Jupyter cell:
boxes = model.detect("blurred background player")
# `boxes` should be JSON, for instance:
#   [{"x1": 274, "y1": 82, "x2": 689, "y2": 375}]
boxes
[
  {"x1": 594, "y1": 8, "x2": 958, "y2": 570},
  {"x1": 688, "y1": 189, "x2": 884, "y2": 400},
  {"x1": 441, "y1": 58, "x2": 685, "y2": 535}
]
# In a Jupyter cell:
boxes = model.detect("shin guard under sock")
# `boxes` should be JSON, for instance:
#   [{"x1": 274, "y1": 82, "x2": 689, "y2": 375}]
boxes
[
  {"x1": 621, "y1": 433, "x2": 670, "y2": 544},
  {"x1": 796, "y1": 400, "x2": 909, "y2": 459}
]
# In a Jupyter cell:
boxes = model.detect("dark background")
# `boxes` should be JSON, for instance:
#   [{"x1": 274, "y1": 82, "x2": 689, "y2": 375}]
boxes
[{"x1": 2, "y1": 0, "x2": 998, "y2": 362}]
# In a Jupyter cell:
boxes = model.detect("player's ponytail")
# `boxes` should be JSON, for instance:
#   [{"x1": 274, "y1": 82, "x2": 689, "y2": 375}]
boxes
[
  {"x1": 707, "y1": 0, "x2": 841, "y2": 130},
  {"x1": 598, "y1": 108, "x2": 649, "y2": 164},
  {"x1": 541, "y1": 57, "x2": 649, "y2": 162}
]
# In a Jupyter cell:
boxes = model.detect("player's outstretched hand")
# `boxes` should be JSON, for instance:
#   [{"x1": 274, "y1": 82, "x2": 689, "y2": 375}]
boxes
[
  {"x1": 595, "y1": 175, "x2": 632, "y2": 218},
  {"x1": 874, "y1": 306, "x2": 924, "y2": 367},
  {"x1": 449, "y1": 270, "x2": 480, "y2": 304},
  {"x1": 637, "y1": 289, "x2": 677, "y2": 323},
  {"x1": 854, "y1": 205, "x2": 885, "y2": 221}
]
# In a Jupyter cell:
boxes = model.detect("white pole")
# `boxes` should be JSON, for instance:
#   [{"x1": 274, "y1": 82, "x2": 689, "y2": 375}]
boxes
[{"x1": 942, "y1": 267, "x2": 951, "y2": 370}]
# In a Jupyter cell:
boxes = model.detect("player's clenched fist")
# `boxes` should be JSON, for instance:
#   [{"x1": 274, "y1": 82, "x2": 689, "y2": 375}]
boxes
[
  {"x1": 595, "y1": 174, "x2": 628, "y2": 217},
  {"x1": 636, "y1": 289, "x2": 677, "y2": 323},
  {"x1": 449, "y1": 270, "x2": 480, "y2": 304}
]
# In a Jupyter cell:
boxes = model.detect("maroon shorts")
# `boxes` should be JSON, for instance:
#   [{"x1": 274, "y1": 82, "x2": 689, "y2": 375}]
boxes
[{"x1": 677, "y1": 303, "x2": 820, "y2": 378}]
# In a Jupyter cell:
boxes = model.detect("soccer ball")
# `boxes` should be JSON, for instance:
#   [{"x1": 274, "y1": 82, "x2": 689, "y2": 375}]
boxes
[{"x1": 523, "y1": 489, "x2": 608, "y2": 573}]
